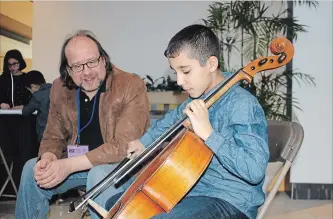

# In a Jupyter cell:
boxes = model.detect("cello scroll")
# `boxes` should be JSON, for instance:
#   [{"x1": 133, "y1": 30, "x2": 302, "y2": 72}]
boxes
[{"x1": 242, "y1": 37, "x2": 294, "y2": 78}]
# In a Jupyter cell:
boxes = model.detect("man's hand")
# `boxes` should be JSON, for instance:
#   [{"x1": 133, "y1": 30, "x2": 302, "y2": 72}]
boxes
[
  {"x1": 34, "y1": 152, "x2": 57, "y2": 181},
  {"x1": 0, "y1": 103, "x2": 10, "y2": 109},
  {"x1": 183, "y1": 100, "x2": 213, "y2": 141},
  {"x1": 12, "y1": 105, "x2": 24, "y2": 109},
  {"x1": 35, "y1": 158, "x2": 72, "y2": 189},
  {"x1": 127, "y1": 140, "x2": 145, "y2": 159}
]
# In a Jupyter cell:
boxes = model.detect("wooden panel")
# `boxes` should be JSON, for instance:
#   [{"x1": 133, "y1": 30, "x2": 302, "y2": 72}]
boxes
[
  {"x1": 148, "y1": 92, "x2": 188, "y2": 105},
  {"x1": 0, "y1": 13, "x2": 32, "y2": 40},
  {"x1": 0, "y1": 1, "x2": 33, "y2": 28}
]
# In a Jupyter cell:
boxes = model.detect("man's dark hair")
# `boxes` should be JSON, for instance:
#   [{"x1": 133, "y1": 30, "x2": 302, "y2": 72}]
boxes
[
  {"x1": 59, "y1": 30, "x2": 112, "y2": 89},
  {"x1": 2, "y1": 49, "x2": 27, "y2": 76},
  {"x1": 164, "y1": 24, "x2": 220, "y2": 68},
  {"x1": 25, "y1": 70, "x2": 46, "y2": 88}
]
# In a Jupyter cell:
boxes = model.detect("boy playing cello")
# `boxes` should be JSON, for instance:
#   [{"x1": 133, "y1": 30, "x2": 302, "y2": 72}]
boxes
[{"x1": 106, "y1": 24, "x2": 269, "y2": 219}]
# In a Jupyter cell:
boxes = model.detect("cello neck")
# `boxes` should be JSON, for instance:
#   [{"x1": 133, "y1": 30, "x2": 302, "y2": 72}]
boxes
[{"x1": 202, "y1": 69, "x2": 252, "y2": 109}]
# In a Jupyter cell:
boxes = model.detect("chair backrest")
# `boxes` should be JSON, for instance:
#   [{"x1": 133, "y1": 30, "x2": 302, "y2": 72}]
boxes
[
  {"x1": 258, "y1": 120, "x2": 305, "y2": 219},
  {"x1": 267, "y1": 120, "x2": 304, "y2": 163}
]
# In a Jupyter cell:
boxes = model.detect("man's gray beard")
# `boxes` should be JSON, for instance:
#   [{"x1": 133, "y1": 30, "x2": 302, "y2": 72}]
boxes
[{"x1": 79, "y1": 78, "x2": 103, "y2": 92}]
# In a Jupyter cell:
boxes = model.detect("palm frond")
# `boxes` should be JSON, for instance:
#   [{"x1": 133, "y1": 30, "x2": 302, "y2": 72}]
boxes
[
  {"x1": 204, "y1": 0, "x2": 317, "y2": 120},
  {"x1": 293, "y1": 0, "x2": 319, "y2": 8}
]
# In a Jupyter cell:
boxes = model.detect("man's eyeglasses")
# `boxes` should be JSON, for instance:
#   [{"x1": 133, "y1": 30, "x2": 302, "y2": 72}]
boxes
[
  {"x1": 8, "y1": 62, "x2": 19, "y2": 68},
  {"x1": 68, "y1": 56, "x2": 102, "y2": 73}
]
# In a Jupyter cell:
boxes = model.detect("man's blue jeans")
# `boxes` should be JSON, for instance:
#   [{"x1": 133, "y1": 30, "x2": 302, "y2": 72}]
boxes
[
  {"x1": 15, "y1": 158, "x2": 127, "y2": 219},
  {"x1": 106, "y1": 193, "x2": 248, "y2": 219}
]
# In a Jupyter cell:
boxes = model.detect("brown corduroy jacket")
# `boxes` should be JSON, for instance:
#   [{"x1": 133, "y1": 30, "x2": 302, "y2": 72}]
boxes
[{"x1": 38, "y1": 66, "x2": 150, "y2": 165}]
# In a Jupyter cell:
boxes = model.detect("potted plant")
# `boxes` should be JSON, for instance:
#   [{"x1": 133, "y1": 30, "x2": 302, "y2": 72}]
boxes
[
  {"x1": 142, "y1": 75, "x2": 188, "y2": 105},
  {"x1": 202, "y1": 0, "x2": 318, "y2": 121}
]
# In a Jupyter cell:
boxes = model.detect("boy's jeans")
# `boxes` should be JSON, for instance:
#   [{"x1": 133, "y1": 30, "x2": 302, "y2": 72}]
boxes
[{"x1": 15, "y1": 158, "x2": 128, "y2": 219}]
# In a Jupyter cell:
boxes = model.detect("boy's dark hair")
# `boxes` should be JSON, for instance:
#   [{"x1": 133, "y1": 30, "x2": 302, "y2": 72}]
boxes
[
  {"x1": 25, "y1": 70, "x2": 46, "y2": 88},
  {"x1": 59, "y1": 29, "x2": 113, "y2": 90},
  {"x1": 2, "y1": 49, "x2": 27, "y2": 76},
  {"x1": 164, "y1": 24, "x2": 220, "y2": 68}
]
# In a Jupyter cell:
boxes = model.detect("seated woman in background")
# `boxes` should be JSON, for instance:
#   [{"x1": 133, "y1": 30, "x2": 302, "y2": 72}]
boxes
[{"x1": 0, "y1": 49, "x2": 31, "y2": 109}]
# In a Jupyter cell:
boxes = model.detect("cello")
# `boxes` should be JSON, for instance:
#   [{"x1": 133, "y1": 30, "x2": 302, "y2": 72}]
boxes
[{"x1": 68, "y1": 36, "x2": 294, "y2": 218}]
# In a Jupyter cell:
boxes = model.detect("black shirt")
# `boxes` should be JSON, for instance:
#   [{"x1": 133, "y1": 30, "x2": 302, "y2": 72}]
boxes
[
  {"x1": 0, "y1": 73, "x2": 31, "y2": 107},
  {"x1": 78, "y1": 80, "x2": 106, "y2": 151}
]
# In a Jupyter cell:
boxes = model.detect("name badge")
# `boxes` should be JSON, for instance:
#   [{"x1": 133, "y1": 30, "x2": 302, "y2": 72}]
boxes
[{"x1": 67, "y1": 145, "x2": 89, "y2": 157}]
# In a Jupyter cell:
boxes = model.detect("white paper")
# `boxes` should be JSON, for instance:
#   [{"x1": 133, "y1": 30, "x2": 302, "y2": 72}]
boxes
[{"x1": 0, "y1": 109, "x2": 37, "y2": 115}]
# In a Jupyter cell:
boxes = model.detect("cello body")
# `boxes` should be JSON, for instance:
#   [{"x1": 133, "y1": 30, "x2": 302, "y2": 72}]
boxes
[{"x1": 106, "y1": 129, "x2": 213, "y2": 219}]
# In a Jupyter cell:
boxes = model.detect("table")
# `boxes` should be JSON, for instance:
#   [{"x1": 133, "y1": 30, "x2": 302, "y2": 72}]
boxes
[{"x1": 0, "y1": 109, "x2": 38, "y2": 197}]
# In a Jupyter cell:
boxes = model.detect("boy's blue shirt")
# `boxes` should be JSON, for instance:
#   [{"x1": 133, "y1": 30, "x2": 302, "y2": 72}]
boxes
[
  {"x1": 140, "y1": 72, "x2": 269, "y2": 219},
  {"x1": 22, "y1": 83, "x2": 52, "y2": 142}
]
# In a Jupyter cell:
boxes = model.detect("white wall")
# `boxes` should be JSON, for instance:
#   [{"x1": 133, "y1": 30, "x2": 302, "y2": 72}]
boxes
[
  {"x1": 0, "y1": 35, "x2": 32, "y2": 59},
  {"x1": 291, "y1": 2, "x2": 333, "y2": 184},
  {"x1": 32, "y1": 1, "x2": 212, "y2": 83}
]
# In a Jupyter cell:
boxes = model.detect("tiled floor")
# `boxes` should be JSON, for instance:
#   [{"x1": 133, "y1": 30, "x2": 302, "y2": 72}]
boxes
[
  {"x1": 264, "y1": 193, "x2": 332, "y2": 219},
  {"x1": 0, "y1": 192, "x2": 332, "y2": 219}
]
